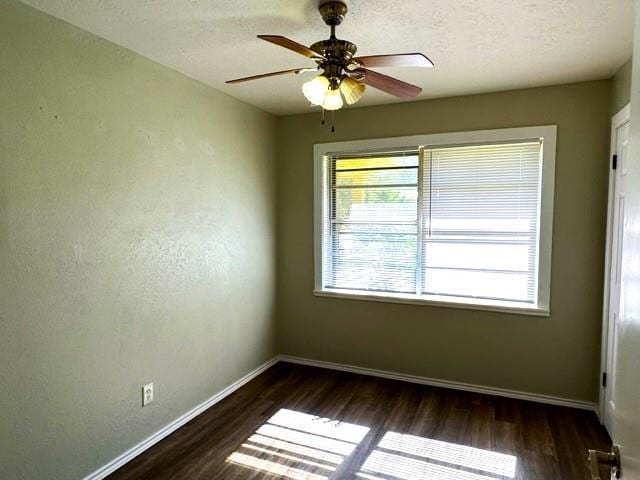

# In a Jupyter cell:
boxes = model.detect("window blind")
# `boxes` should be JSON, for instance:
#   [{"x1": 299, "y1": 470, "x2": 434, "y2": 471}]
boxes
[
  {"x1": 422, "y1": 141, "x2": 542, "y2": 303},
  {"x1": 324, "y1": 152, "x2": 420, "y2": 294},
  {"x1": 323, "y1": 140, "x2": 543, "y2": 305}
]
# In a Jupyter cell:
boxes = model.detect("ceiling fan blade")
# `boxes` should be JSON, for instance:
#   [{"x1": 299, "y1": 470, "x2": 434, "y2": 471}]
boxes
[
  {"x1": 226, "y1": 67, "x2": 315, "y2": 84},
  {"x1": 355, "y1": 68, "x2": 422, "y2": 98},
  {"x1": 257, "y1": 35, "x2": 324, "y2": 59},
  {"x1": 354, "y1": 53, "x2": 434, "y2": 68}
]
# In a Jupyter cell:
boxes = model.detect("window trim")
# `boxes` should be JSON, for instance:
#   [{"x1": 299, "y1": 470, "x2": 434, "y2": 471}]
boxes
[{"x1": 313, "y1": 126, "x2": 556, "y2": 316}]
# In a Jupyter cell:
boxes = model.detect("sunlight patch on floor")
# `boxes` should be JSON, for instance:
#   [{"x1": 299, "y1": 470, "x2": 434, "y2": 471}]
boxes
[
  {"x1": 246, "y1": 433, "x2": 344, "y2": 464},
  {"x1": 255, "y1": 424, "x2": 358, "y2": 455},
  {"x1": 227, "y1": 452, "x2": 328, "y2": 480},
  {"x1": 378, "y1": 431, "x2": 517, "y2": 477},
  {"x1": 239, "y1": 443, "x2": 337, "y2": 471},
  {"x1": 358, "y1": 450, "x2": 508, "y2": 480},
  {"x1": 225, "y1": 408, "x2": 370, "y2": 479},
  {"x1": 225, "y1": 407, "x2": 519, "y2": 480},
  {"x1": 268, "y1": 408, "x2": 370, "y2": 443}
]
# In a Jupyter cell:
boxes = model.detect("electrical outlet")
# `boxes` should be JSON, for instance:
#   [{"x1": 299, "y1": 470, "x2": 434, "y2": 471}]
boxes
[{"x1": 142, "y1": 383, "x2": 153, "y2": 407}]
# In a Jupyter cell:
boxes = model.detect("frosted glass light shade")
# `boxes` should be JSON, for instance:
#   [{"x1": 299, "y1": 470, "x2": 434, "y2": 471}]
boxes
[
  {"x1": 340, "y1": 76, "x2": 365, "y2": 105},
  {"x1": 322, "y1": 87, "x2": 343, "y2": 111},
  {"x1": 302, "y1": 75, "x2": 330, "y2": 106}
]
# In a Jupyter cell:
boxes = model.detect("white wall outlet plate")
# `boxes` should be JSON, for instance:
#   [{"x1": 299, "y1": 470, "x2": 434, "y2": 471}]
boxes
[{"x1": 142, "y1": 382, "x2": 153, "y2": 407}]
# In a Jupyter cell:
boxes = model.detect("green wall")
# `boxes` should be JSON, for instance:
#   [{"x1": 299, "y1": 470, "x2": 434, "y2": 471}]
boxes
[
  {"x1": 276, "y1": 80, "x2": 612, "y2": 403},
  {"x1": 0, "y1": 2, "x2": 277, "y2": 480},
  {"x1": 612, "y1": 59, "x2": 632, "y2": 114}
]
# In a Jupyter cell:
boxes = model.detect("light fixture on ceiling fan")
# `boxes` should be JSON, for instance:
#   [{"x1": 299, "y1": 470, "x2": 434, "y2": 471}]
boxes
[{"x1": 226, "y1": 1, "x2": 434, "y2": 131}]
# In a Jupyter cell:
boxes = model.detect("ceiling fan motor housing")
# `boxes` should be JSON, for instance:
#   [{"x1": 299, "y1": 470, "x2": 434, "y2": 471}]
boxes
[
  {"x1": 310, "y1": 39, "x2": 357, "y2": 62},
  {"x1": 311, "y1": 39, "x2": 357, "y2": 87},
  {"x1": 319, "y1": 1, "x2": 348, "y2": 26}
]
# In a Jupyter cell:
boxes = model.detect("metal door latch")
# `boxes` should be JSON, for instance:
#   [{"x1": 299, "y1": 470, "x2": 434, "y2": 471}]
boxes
[{"x1": 588, "y1": 445, "x2": 621, "y2": 479}]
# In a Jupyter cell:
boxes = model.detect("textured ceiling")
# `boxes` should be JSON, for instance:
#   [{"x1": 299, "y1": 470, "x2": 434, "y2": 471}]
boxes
[{"x1": 22, "y1": 0, "x2": 634, "y2": 115}]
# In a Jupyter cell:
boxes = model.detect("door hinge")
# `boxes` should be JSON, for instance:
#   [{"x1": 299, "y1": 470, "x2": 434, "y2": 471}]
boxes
[
  {"x1": 612, "y1": 154, "x2": 618, "y2": 170},
  {"x1": 602, "y1": 372, "x2": 607, "y2": 387}
]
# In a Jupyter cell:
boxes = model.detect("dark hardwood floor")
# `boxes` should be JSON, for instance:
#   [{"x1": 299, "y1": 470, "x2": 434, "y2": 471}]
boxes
[{"x1": 106, "y1": 362, "x2": 611, "y2": 480}]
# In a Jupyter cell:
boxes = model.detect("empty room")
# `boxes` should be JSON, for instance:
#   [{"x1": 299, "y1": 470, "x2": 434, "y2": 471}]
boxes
[{"x1": 3, "y1": 0, "x2": 640, "y2": 479}]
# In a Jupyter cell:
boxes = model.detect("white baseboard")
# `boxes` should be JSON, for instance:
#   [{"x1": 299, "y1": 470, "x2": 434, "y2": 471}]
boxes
[
  {"x1": 82, "y1": 356, "x2": 279, "y2": 480},
  {"x1": 278, "y1": 355, "x2": 598, "y2": 412}
]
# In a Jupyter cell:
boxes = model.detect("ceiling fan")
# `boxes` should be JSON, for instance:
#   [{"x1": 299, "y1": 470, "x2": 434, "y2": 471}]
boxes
[{"x1": 226, "y1": 0, "x2": 433, "y2": 127}]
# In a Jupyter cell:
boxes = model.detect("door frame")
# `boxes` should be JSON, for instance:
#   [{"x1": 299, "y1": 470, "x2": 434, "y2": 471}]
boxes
[{"x1": 599, "y1": 102, "x2": 631, "y2": 425}]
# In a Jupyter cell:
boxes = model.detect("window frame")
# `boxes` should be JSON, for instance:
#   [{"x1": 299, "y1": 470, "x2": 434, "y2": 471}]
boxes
[{"x1": 313, "y1": 126, "x2": 557, "y2": 316}]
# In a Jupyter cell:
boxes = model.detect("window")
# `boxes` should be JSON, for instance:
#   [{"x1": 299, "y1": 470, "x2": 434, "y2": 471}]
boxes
[{"x1": 314, "y1": 126, "x2": 556, "y2": 315}]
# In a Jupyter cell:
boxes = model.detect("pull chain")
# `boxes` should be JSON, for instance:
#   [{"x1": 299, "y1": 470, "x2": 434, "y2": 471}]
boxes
[{"x1": 319, "y1": 108, "x2": 336, "y2": 133}]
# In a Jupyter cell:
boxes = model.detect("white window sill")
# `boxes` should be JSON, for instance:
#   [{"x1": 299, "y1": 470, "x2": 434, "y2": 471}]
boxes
[{"x1": 313, "y1": 288, "x2": 550, "y2": 317}]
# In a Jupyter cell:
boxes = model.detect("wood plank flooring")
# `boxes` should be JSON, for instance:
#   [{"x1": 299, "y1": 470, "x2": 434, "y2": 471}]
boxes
[{"x1": 106, "y1": 362, "x2": 611, "y2": 480}]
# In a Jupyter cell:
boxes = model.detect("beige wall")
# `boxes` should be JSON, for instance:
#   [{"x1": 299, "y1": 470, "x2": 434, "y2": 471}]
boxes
[
  {"x1": 0, "y1": 2, "x2": 277, "y2": 480},
  {"x1": 276, "y1": 80, "x2": 612, "y2": 403},
  {"x1": 612, "y1": 59, "x2": 632, "y2": 114}
]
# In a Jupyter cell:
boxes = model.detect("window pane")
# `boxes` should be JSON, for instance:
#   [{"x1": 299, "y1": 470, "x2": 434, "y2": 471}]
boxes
[
  {"x1": 423, "y1": 268, "x2": 531, "y2": 302},
  {"x1": 323, "y1": 140, "x2": 543, "y2": 306},
  {"x1": 335, "y1": 155, "x2": 418, "y2": 171},
  {"x1": 328, "y1": 224, "x2": 417, "y2": 293},
  {"x1": 336, "y1": 168, "x2": 417, "y2": 187},
  {"x1": 430, "y1": 218, "x2": 535, "y2": 234},
  {"x1": 424, "y1": 239, "x2": 533, "y2": 272},
  {"x1": 334, "y1": 187, "x2": 417, "y2": 223},
  {"x1": 423, "y1": 141, "x2": 541, "y2": 304},
  {"x1": 326, "y1": 153, "x2": 419, "y2": 295}
]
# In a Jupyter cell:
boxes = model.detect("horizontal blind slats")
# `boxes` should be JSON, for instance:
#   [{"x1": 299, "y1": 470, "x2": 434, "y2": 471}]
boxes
[
  {"x1": 423, "y1": 141, "x2": 542, "y2": 303},
  {"x1": 326, "y1": 154, "x2": 419, "y2": 293},
  {"x1": 323, "y1": 140, "x2": 542, "y2": 305}
]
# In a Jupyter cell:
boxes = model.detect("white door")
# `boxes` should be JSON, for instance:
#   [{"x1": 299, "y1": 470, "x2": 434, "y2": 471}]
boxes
[
  {"x1": 614, "y1": 141, "x2": 640, "y2": 476},
  {"x1": 603, "y1": 6, "x2": 640, "y2": 476},
  {"x1": 603, "y1": 114, "x2": 631, "y2": 435}
]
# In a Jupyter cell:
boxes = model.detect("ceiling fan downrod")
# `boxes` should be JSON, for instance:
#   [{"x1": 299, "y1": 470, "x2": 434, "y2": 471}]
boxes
[{"x1": 316, "y1": 1, "x2": 350, "y2": 132}]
